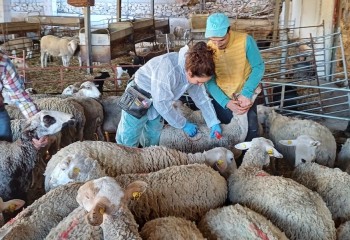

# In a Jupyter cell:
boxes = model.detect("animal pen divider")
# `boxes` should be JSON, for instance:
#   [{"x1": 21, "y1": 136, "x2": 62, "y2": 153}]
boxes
[{"x1": 259, "y1": 26, "x2": 350, "y2": 124}]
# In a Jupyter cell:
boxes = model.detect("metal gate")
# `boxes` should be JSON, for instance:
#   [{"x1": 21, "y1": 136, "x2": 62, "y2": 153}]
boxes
[{"x1": 260, "y1": 28, "x2": 350, "y2": 122}]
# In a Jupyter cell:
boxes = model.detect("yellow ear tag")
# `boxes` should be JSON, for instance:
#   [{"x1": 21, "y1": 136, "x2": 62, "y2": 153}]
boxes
[
  {"x1": 287, "y1": 140, "x2": 292, "y2": 145},
  {"x1": 267, "y1": 149, "x2": 274, "y2": 156},
  {"x1": 242, "y1": 143, "x2": 246, "y2": 148},
  {"x1": 217, "y1": 160, "x2": 224, "y2": 166},
  {"x1": 8, "y1": 203, "x2": 17, "y2": 212},
  {"x1": 73, "y1": 167, "x2": 80, "y2": 175},
  {"x1": 99, "y1": 207, "x2": 105, "y2": 214},
  {"x1": 132, "y1": 191, "x2": 142, "y2": 200}
]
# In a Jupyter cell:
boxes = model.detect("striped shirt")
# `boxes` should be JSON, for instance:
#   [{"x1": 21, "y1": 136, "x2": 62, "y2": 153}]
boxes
[{"x1": 0, "y1": 51, "x2": 38, "y2": 118}]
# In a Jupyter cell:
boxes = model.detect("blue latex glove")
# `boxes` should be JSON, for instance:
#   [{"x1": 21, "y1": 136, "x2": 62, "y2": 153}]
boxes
[
  {"x1": 210, "y1": 124, "x2": 222, "y2": 139},
  {"x1": 183, "y1": 122, "x2": 198, "y2": 137}
]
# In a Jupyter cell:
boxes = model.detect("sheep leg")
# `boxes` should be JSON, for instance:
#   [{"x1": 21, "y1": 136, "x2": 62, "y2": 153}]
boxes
[{"x1": 40, "y1": 51, "x2": 46, "y2": 68}]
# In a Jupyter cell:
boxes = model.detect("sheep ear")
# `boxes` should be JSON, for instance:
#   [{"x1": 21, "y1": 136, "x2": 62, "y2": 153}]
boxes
[
  {"x1": 68, "y1": 167, "x2": 80, "y2": 179},
  {"x1": 279, "y1": 139, "x2": 297, "y2": 146},
  {"x1": 235, "y1": 142, "x2": 252, "y2": 150},
  {"x1": 266, "y1": 147, "x2": 283, "y2": 158},
  {"x1": 123, "y1": 181, "x2": 148, "y2": 202},
  {"x1": 1, "y1": 199, "x2": 25, "y2": 212},
  {"x1": 311, "y1": 140, "x2": 321, "y2": 146},
  {"x1": 85, "y1": 202, "x2": 105, "y2": 226}
]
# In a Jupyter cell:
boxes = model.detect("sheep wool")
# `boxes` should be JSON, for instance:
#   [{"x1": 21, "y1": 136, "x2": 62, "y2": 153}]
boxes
[
  {"x1": 70, "y1": 96, "x2": 104, "y2": 141},
  {"x1": 291, "y1": 162, "x2": 350, "y2": 226},
  {"x1": 198, "y1": 204, "x2": 288, "y2": 240},
  {"x1": 44, "y1": 141, "x2": 235, "y2": 191},
  {"x1": 100, "y1": 95, "x2": 122, "y2": 133},
  {"x1": 115, "y1": 164, "x2": 227, "y2": 227},
  {"x1": 44, "y1": 206, "x2": 103, "y2": 240},
  {"x1": 140, "y1": 216, "x2": 205, "y2": 240},
  {"x1": 0, "y1": 183, "x2": 82, "y2": 240},
  {"x1": 228, "y1": 138, "x2": 336, "y2": 240}
]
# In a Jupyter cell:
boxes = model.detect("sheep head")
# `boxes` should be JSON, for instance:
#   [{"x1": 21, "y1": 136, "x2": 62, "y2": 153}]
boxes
[
  {"x1": 76, "y1": 177, "x2": 147, "y2": 226},
  {"x1": 235, "y1": 137, "x2": 283, "y2": 168},
  {"x1": 24, "y1": 110, "x2": 74, "y2": 138},
  {"x1": 203, "y1": 147, "x2": 236, "y2": 178},
  {"x1": 67, "y1": 39, "x2": 79, "y2": 55},
  {"x1": 279, "y1": 134, "x2": 320, "y2": 166},
  {"x1": 47, "y1": 154, "x2": 106, "y2": 190},
  {"x1": 76, "y1": 81, "x2": 101, "y2": 98}
]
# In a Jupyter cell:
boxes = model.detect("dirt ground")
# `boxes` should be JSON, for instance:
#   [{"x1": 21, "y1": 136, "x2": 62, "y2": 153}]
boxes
[{"x1": 19, "y1": 50, "x2": 134, "y2": 96}]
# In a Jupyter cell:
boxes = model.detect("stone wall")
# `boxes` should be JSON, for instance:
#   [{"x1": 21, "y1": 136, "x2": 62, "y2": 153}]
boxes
[{"x1": 10, "y1": 0, "x2": 273, "y2": 19}]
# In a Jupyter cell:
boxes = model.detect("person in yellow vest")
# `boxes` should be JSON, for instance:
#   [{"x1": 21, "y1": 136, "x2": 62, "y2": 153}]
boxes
[{"x1": 204, "y1": 13, "x2": 265, "y2": 141}]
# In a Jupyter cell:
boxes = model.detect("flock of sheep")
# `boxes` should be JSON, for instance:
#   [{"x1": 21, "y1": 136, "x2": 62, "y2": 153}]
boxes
[{"x1": 0, "y1": 78, "x2": 349, "y2": 239}]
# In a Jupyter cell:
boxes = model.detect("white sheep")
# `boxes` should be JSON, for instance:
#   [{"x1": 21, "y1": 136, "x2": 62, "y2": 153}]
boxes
[
  {"x1": 44, "y1": 141, "x2": 235, "y2": 191},
  {"x1": 228, "y1": 137, "x2": 336, "y2": 240},
  {"x1": 62, "y1": 81, "x2": 101, "y2": 99},
  {"x1": 257, "y1": 105, "x2": 337, "y2": 167},
  {"x1": 0, "y1": 182, "x2": 83, "y2": 240},
  {"x1": 44, "y1": 206, "x2": 103, "y2": 240},
  {"x1": 62, "y1": 82, "x2": 80, "y2": 95},
  {"x1": 0, "y1": 110, "x2": 73, "y2": 202},
  {"x1": 140, "y1": 216, "x2": 205, "y2": 240},
  {"x1": 280, "y1": 135, "x2": 350, "y2": 226},
  {"x1": 335, "y1": 138, "x2": 350, "y2": 173},
  {"x1": 113, "y1": 164, "x2": 227, "y2": 227},
  {"x1": 40, "y1": 35, "x2": 79, "y2": 68},
  {"x1": 77, "y1": 177, "x2": 147, "y2": 240},
  {"x1": 198, "y1": 204, "x2": 288, "y2": 240},
  {"x1": 159, "y1": 87, "x2": 261, "y2": 156}
]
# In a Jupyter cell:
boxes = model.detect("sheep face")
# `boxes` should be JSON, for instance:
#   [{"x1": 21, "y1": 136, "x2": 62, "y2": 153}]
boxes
[
  {"x1": 204, "y1": 147, "x2": 236, "y2": 178},
  {"x1": 77, "y1": 177, "x2": 147, "y2": 226},
  {"x1": 25, "y1": 110, "x2": 74, "y2": 138},
  {"x1": 47, "y1": 154, "x2": 105, "y2": 189},
  {"x1": 77, "y1": 81, "x2": 101, "y2": 98},
  {"x1": 279, "y1": 134, "x2": 320, "y2": 166},
  {"x1": 62, "y1": 84, "x2": 79, "y2": 95}
]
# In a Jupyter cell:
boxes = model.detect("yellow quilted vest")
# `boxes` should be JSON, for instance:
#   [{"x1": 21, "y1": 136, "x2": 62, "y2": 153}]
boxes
[{"x1": 208, "y1": 31, "x2": 251, "y2": 96}]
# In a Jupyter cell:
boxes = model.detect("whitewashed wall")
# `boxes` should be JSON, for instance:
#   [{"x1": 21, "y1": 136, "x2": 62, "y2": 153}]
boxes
[{"x1": 10, "y1": 0, "x2": 272, "y2": 20}]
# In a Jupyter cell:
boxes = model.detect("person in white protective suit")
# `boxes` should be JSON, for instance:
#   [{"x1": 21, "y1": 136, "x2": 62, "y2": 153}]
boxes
[{"x1": 116, "y1": 41, "x2": 222, "y2": 147}]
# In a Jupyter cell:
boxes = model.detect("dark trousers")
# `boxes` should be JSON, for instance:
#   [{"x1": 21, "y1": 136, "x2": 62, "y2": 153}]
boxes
[{"x1": 212, "y1": 99, "x2": 259, "y2": 141}]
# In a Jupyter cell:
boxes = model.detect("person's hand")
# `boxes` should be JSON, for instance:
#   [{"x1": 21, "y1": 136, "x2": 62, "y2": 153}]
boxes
[
  {"x1": 210, "y1": 124, "x2": 222, "y2": 139},
  {"x1": 226, "y1": 100, "x2": 249, "y2": 115},
  {"x1": 237, "y1": 95, "x2": 253, "y2": 108},
  {"x1": 32, "y1": 136, "x2": 49, "y2": 150},
  {"x1": 183, "y1": 122, "x2": 198, "y2": 137}
]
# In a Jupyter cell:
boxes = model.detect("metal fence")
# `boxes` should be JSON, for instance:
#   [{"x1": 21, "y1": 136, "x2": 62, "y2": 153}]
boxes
[{"x1": 259, "y1": 28, "x2": 350, "y2": 122}]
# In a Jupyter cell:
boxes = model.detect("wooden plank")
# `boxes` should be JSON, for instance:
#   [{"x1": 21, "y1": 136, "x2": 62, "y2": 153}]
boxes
[{"x1": 26, "y1": 15, "x2": 84, "y2": 28}]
